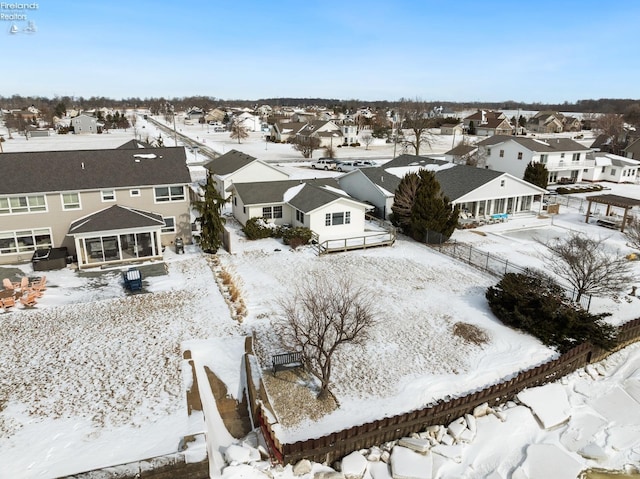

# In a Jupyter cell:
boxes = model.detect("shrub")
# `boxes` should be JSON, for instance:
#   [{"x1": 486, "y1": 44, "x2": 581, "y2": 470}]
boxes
[
  {"x1": 486, "y1": 270, "x2": 616, "y2": 353},
  {"x1": 281, "y1": 226, "x2": 312, "y2": 248},
  {"x1": 242, "y1": 217, "x2": 275, "y2": 240}
]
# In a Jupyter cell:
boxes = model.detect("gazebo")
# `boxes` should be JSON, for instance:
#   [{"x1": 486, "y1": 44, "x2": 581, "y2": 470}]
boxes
[{"x1": 584, "y1": 194, "x2": 640, "y2": 232}]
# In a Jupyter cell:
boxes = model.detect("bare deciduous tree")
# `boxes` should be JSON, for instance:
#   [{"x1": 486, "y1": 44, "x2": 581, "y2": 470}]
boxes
[
  {"x1": 275, "y1": 275, "x2": 377, "y2": 399},
  {"x1": 540, "y1": 232, "x2": 634, "y2": 301},
  {"x1": 361, "y1": 132, "x2": 374, "y2": 150},
  {"x1": 323, "y1": 145, "x2": 336, "y2": 158},
  {"x1": 624, "y1": 219, "x2": 640, "y2": 252},
  {"x1": 594, "y1": 113, "x2": 626, "y2": 154},
  {"x1": 291, "y1": 135, "x2": 322, "y2": 159},
  {"x1": 397, "y1": 101, "x2": 436, "y2": 155},
  {"x1": 229, "y1": 117, "x2": 249, "y2": 144}
]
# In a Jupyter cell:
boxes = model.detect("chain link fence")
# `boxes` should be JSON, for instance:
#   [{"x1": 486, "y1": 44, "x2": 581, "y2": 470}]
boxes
[{"x1": 433, "y1": 240, "x2": 592, "y2": 310}]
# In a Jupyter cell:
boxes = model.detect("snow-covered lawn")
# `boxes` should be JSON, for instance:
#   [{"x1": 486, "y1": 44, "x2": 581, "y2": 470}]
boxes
[{"x1": 0, "y1": 249, "x2": 243, "y2": 478}]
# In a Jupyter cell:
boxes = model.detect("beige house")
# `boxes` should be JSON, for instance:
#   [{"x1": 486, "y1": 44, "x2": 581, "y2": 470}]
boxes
[{"x1": 0, "y1": 147, "x2": 191, "y2": 268}]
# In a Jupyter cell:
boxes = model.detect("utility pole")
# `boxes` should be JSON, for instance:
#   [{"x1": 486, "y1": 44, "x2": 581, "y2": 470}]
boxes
[{"x1": 172, "y1": 108, "x2": 178, "y2": 147}]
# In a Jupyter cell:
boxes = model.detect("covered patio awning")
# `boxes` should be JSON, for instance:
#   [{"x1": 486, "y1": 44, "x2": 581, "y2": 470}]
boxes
[{"x1": 584, "y1": 194, "x2": 640, "y2": 232}]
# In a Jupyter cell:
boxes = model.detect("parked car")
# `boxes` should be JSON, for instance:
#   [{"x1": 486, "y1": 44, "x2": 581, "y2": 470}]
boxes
[
  {"x1": 357, "y1": 160, "x2": 376, "y2": 167},
  {"x1": 336, "y1": 161, "x2": 363, "y2": 172},
  {"x1": 311, "y1": 158, "x2": 338, "y2": 170}
]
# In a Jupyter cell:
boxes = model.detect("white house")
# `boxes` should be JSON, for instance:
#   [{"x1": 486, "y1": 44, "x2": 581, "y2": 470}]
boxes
[
  {"x1": 337, "y1": 155, "x2": 547, "y2": 221},
  {"x1": 229, "y1": 179, "x2": 373, "y2": 243},
  {"x1": 233, "y1": 112, "x2": 262, "y2": 132},
  {"x1": 203, "y1": 149, "x2": 290, "y2": 199},
  {"x1": 477, "y1": 135, "x2": 592, "y2": 184},
  {"x1": 582, "y1": 152, "x2": 640, "y2": 183}
]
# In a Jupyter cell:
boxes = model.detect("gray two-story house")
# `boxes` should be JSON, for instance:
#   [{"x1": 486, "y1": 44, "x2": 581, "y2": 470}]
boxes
[{"x1": 0, "y1": 147, "x2": 191, "y2": 269}]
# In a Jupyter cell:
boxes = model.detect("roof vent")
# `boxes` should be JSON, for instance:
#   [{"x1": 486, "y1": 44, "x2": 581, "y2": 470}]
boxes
[{"x1": 81, "y1": 162, "x2": 85, "y2": 170}]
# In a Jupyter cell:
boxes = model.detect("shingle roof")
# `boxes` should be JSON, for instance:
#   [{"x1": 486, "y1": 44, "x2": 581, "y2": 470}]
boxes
[
  {"x1": 432, "y1": 165, "x2": 504, "y2": 201},
  {"x1": 445, "y1": 144, "x2": 477, "y2": 156},
  {"x1": 362, "y1": 156, "x2": 510, "y2": 201},
  {"x1": 624, "y1": 138, "x2": 640, "y2": 155},
  {"x1": 0, "y1": 147, "x2": 190, "y2": 195},
  {"x1": 357, "y1": 167, "x2": 402, "y2": 194},
  {"x1": 232, "y1": 178, "x2": 340, "y2": 206},
  {"x1": 476, "y1": 135, "x2": 590, "y2": 152},
  {"x1": 117, "y1": 139, "x2": 153, "y2": 149},
  {"x1": 203, "y1": 149, "x2": 257, "y2": 176},
  {"x1": 383, "y1": 154, "x2": 448, "y2": 169},
  {"x1": 288, "y1": 183, "x2": 351, "y2": 213},
  {"x1": 68, "y1": 205, "x2": 164, "y2": 234}
]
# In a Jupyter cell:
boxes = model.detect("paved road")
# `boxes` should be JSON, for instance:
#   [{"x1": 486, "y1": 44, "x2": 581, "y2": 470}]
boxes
[{"x1": 144, "y1": 115, "x2": 220, "y2": 164}]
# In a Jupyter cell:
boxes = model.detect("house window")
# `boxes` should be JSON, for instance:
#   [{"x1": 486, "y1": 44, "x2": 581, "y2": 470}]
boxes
[
  {"x1": 517, "y1": 152, "x2": 523, "y2": 160},
  {"x1": 62, "y1": 192, "x2": 81, "y2": 210},
  {"x1": 610, "y1": 168, "x2": 617, "y2": 176},
  {"x1": 0, "y1": 195, "x2": 47, "y2": 214},
  {"x1": 487, "y1": 148, "x2": 492, "y2": 156},
  {"x1": 233, "y1": 196, "x2": 237, "y2": 206},
  {"x1": 296, "y1": 209, "x2": 304, "y2": 223},
  {"x1": 0, "y1": 228, "x2": 52, "y2": 255},
  {"x1": 130, "y1": 189, "x2": 141, "y2": 197},
  {"x1": 540, "y1": 154, "x2": 548, "y2": 163},
  {"x1": 602, "y1": 166, "x2": 606, "y2": 173},
  {"x1": 326, "y1": 211, "x2": 350, "y2": 226},
  {"x1": 499, "y1": 150, "x2": 504, "y2": 158},
  {"x1": 101, "y1": 189, "x2": 116, "y2": 202},
  {"x1": 273, "y1": 206, "x2": 283, "y2": 218},
  {"x1": 262, "y1": 206, "x2": 272, "y2": 219},
  {"x1": 162, "y1": 217, "x2": 176, "y2": 233},
  {"x1": 560, "y1": 153, "x2": 565, "y2": 158},
  {"x1": 500, "y1": 179, "x2": 505, "y2": 187},
  {"x1": 154, "y1": 185, "x2": 185, "y2": 202},
  {"x1": 262, "y1": 206, "x2": 283, "y2": 219},
  {"x1": 572, "y1": 153, "x2": 581, "y2": 161}
]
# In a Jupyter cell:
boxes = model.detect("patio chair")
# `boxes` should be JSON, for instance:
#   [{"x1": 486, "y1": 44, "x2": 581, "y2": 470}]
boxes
[
  {"x1": 1, "y1": 296, "x2": 16, "y2": 311},
  {"x1": 20, "y1": 277, "x2": 29, "y2": 291},
  {"x1": 20, "y1": 292, "x2": 38, "y2": 308},
  {"x1": 30, "y1": 275, "x2": 47, "y2": 291},
  {"x1": 2, "y1": 278, "x2": 16, "y2": 290}
]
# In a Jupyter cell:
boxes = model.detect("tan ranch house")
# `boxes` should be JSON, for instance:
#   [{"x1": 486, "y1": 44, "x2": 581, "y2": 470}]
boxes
[{"x1": 0, "y1": 147, "x2": 191, "y2": 269}]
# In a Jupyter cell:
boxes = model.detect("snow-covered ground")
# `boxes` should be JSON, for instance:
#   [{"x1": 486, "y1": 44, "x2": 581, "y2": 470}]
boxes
[{"x1": 0, "y1": 121, "x2": 638, "y2": 478}]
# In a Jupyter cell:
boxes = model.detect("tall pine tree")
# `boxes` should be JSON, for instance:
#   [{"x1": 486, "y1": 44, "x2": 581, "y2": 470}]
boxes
[
  {"x1": 523, "y1": 161, "x2": 548, "y2": 189},
  {"x1": 409, "y1": 170, "x2": 459, "y2": 243},
  {"x1": 193, "y1": 172, "x2": 227, "y2": 253},
  {"x1": 391, "y1": 170, "x2": 459, "y2": 243}
]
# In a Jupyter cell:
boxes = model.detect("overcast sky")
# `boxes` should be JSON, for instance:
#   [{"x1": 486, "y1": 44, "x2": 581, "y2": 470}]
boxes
[{"x1": 3, "y1": 0, "x2": 639, "y2": 103}]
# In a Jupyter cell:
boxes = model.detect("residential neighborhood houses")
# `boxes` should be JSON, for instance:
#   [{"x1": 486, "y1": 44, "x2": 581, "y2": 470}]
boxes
[{"x1": 2, "y1": 100, "x2": 640, "y2": 479}]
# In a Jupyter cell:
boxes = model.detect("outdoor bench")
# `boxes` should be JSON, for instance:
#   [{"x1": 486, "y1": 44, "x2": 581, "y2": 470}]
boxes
[{"x1": 272, "y1": 351, "x2": 303, "y2": 375}]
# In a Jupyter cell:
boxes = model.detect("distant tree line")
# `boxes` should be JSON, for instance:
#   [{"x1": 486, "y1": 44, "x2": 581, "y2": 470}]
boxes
[{"x1": 1, "y1": 94, "x2": 639, "y2": 116}]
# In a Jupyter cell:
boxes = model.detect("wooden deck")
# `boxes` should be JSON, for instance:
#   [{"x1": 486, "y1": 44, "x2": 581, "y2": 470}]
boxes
[{"x1": 314, "y1": 230, "x2": 396, "y2": 255}]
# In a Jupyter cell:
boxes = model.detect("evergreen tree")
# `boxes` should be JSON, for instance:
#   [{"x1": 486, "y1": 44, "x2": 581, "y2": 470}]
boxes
[
  {"x1": 193, "y1": 172, "x2": 227, "y2": 253},
  {"x1": 523, "y1": 161, "x2": 549, "y2": 189},
  {"x1": 486, "y1": 271, "x2": 616, "y2": 353},
  {"x1": 409, "y1": 170, "x2": 459, "y2": 243},
  {"x1": 391, "y1": 170, "x2": 459, "y2": 242}
]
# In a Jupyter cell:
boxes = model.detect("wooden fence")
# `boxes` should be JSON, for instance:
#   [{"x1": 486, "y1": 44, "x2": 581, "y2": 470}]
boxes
[{"x1": 258, "y1": 317, "x2": 640, "y2": 465}]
